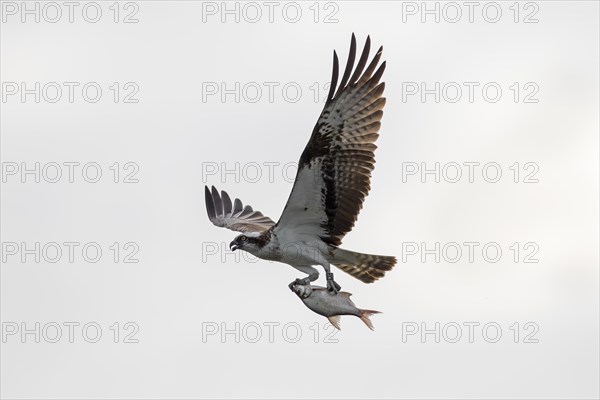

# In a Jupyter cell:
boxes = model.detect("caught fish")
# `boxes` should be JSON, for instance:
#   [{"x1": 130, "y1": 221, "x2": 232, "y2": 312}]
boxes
[{"x1": 292, "y1": 284, "x2": 381, "y2": 330}]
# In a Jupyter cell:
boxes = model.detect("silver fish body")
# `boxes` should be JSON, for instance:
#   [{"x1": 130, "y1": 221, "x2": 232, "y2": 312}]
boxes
[{"x1": 292, "y1": 284, "x2": 380, "y2": 330}]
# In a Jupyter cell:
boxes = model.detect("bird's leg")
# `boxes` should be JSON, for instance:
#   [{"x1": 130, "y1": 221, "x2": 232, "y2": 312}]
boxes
[
  {"x1": 320, "y1": 261, "x2": 341, "y2": 293},
  {"x1": 326, "y1": 272, "x2": 341, "y2": 293},
  {"x1": 288, "y1": 272, "x2": 318, "y2": 291}
]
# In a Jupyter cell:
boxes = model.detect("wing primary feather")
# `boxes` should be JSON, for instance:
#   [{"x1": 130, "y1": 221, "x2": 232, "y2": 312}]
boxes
[
  {"x1": 233, "y1": 198, "x2": 243, "y2": 215},
  {"x1": 239, "y1": 205, "x2": 254, "y2": 217},
  {"x1": 349, "y1": 35, "x2": 371, "y2": 85},
  {"x1": 360, "y1": 46, "x2": 383, "y2": 83},
  {"x1": 211, "y1": 186, "x2": 223, "y2": 217},
  {"x1": 221, "y1": 190, "x2": 233, "y2": 216},
  {"x1": 369, "y1": 61, "x2": 386, "y2": 88},
  {"x1": 204, "y1": 186, "x2": 217, "y2": 221},
  {"x1": 334, "y1": 33, "x2": 356, "y2": 99},
  {"x1": 326, "y1": 50, "x2": 339, "y2": 103}
]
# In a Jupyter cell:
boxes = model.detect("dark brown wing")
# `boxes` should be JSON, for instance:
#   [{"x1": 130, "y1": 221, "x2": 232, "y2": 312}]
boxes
[{"x1": 275, "y1": 34, "x2": 386, "y2": 246}]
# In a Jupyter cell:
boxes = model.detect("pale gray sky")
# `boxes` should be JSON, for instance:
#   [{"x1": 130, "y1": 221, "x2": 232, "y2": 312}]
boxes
[{"x1": 1, "y1": 1, "x2": 599, "y2": 398}]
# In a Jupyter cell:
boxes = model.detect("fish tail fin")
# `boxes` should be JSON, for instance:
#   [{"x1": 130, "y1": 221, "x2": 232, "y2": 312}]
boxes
[
  {"x1": 331, "y1": 248, "x2": 396, "y2": 283},
  {"x1": 358, "y1": 309, "x2": 381, "y2": 331},
  {"x1": 327, "y1": 316, "x2": 341, "y2": 330}
]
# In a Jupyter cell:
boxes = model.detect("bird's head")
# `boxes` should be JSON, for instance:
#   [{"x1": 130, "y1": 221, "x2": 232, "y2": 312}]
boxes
[{"x1": 230, "y1": 232, "x2": 262, "y2": 253}]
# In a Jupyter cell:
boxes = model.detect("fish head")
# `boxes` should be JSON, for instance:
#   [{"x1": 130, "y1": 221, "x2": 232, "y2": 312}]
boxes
[{"x1": 292, "y1": 284, "x2": 313, "y2": 299}]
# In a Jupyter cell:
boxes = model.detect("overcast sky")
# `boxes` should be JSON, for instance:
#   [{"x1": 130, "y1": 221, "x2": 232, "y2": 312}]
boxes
[{"x1": 1, "y1": 1, "x2": 599, "y2": 399}]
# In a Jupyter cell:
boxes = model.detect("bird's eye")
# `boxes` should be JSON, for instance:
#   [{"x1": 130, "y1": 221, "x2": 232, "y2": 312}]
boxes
[{"x1": 240, "y1": 236, "x2": 247, "y2": 241}]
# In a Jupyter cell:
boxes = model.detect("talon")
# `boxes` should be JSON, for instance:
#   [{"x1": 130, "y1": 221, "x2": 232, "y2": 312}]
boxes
[
  {"x1": 289, "y1": 278, "x2": 310, "y2": 291},
  {"x1": 326, "y1": 272, "x2": 341, "y2": 294},
  {"x1": 327, "y1": 282, "x2": 338, "y2": 294},
  {"x1": 327, "y1": 279, "x2": 341, "y2": 294}
]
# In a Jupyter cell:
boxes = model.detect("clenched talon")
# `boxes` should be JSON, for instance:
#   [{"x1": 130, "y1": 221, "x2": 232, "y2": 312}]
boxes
[
  {"x1": 289, "y1": 278, "x2": 310, "y2": 291},
  {"x1": 327, "y1": 279, "x2": 341, "y2": 294},
  {"x1": 325, "y1": 272, "x2": 341, "y2": 293}
]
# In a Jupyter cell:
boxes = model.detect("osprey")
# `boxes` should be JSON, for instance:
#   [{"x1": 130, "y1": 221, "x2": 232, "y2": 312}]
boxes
[{"x1": 205, "y1": 34, "x2": 396, "y2": 293}]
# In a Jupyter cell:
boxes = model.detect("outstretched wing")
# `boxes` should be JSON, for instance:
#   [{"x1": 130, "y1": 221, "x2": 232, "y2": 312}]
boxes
[
  {"x1": 274, "y1": 34, "x2": 386, "y2": 246},
  {"x1": 205, "y1": 186, "x2": 275, "y2": 233}
]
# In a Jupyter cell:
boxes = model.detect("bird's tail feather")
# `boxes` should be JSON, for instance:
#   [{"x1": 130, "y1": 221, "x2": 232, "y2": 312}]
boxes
[{"x1": 331, "y1": 248, "x2": 396, "y2": 283}]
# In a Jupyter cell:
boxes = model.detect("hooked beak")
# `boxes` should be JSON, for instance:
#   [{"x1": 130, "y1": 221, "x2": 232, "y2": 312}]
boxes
[{"x1": 229, "y1": 240, "x2": 238, "y2": 251}]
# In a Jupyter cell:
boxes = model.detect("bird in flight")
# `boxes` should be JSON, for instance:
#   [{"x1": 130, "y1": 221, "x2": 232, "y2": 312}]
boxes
[{"x1": 205, "y1": 33, "x2": 396, "y2": 293}]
